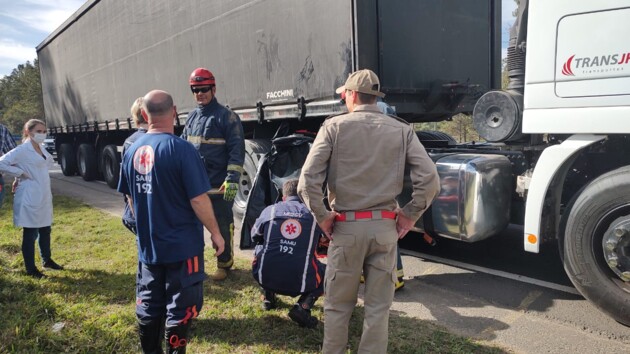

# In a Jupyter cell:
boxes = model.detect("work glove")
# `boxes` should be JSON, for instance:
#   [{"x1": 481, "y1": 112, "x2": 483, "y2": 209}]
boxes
[{"x1": 220, "y1": 181, "x2": 238, "y2": 201}]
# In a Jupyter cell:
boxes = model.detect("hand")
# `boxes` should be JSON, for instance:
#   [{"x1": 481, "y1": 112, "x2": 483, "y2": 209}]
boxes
[
  {"x1": 395, "y1": 208, "x2": 415, "y2": 239},
  {"x1": 318, "y1": 211, "x2": 340, "y2": 240},
  {"x1": 210, "y1": 232, "x2": 225, "y2": 257},
  {"x1": 219, "y1": 181, "x2": 238, "y2": 201}
]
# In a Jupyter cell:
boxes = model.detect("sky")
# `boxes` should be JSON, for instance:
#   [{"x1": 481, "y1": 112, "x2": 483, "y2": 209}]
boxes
[
  {"x1": 0, "y1": 0, "x2": 517, "y2": 79},
  {"x1": 0, "y1": 0, "x2": 86, "y2": 78}
]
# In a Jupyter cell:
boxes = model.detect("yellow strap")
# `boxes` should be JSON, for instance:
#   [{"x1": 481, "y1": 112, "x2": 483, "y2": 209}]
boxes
[
  {"x1": 227, "y1": 164, "x2": 245, "y2": 173},
  {"x1": 187, "y1": 136, "x2": 226, "y2": 145}
]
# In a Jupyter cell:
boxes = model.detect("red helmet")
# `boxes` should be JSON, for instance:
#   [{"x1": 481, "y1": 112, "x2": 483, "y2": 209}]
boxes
[{"x1": 189, "y1": 68, "x2": 215, "y2": 86}]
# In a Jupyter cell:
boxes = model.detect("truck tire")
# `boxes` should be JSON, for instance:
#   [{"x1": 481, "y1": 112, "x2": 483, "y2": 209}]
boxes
[
  {"x1": 233, "y1": 139, "x2": 272, "y2": 225},
  {"x1": 77, "y1": 144, "x2": 98, "y2": 181},
  {"x1": 101, "y1": 145, "x2": 121, "y2": 189},
  {"x1": 563, "y1": 166, "x2": 630, "y2": 326},
  {"x1": 59, "y1": 143, "x2": 77, "y2": 176}
]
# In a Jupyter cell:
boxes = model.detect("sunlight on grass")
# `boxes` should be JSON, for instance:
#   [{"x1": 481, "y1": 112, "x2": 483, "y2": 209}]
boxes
[{"x1": 0, "y1": 189, "x2": 506, "y2": 353}]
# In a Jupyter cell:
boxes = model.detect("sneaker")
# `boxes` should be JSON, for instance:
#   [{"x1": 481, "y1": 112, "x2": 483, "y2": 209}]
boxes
[
  {"x1": 27, "y1": 269, "x2": 46, "y2": 279},
  {"x1": 288, "y1": 305, "x2": 318, "y2": 329},
  {"x1": 261, "y1": 291, "x2": 277, "y2": 310},
  {"x1": 43, "y1": 260, "x2": 64, "y2": 270},
  {"x1": 209, "y1": 268, "x2": 228, "y2": 281}
]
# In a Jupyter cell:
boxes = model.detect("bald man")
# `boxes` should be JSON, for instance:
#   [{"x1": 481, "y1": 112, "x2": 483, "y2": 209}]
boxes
[{"x1": 118, "y1": 90, "x2": 225, "y2": 354}]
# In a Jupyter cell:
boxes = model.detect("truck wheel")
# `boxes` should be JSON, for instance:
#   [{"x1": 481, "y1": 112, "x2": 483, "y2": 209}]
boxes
[
  {"x1": 59, "y1": 143, "x2": 77, "y2": 176},
  {"x1": 233, "y1": 139, "x2": 272, "y2": 225},
  {"x1": 101, "y1": 145, "x2": 120, "y2": 189},
  {"x1": 77, "y1": 144, "x2": 98, "y2": 181},
  {"x1": 563, "y1": 165, "x2": 630, "y2": 326}
]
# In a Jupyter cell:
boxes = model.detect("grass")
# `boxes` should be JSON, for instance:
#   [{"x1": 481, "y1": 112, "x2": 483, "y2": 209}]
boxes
[{"x1": 0, "y1": 189, "x2": 507, "y2": 353}]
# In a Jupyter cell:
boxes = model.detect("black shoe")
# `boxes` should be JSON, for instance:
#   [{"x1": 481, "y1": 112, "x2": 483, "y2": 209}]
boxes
[
  {"x1": 288, "y1": 304, "x2": 318, "y2": 328},
  {"x1": 262, "y1": 299, "x2": 277, "y2": 311},
  {"x1": 43, "y1": 260, "x2": 64, "y2": 270},
  {"x1": 27, "y1": 269, "x2": 46, "y2": 279},
  {"x1": 261, "y1": 290, "x2": 277, "y2": 310}
]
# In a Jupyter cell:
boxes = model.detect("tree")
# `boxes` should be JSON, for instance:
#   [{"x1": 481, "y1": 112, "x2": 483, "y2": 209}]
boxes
[{"x1": 0, "y1": 60, "x2": 44, "y2": 134}]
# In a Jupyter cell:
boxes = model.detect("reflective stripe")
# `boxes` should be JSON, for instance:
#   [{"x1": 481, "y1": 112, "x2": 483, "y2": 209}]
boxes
[
  {"x1": 194, "y1": 256, "x2": 199, "y2": 273},
  {"x1": 180, "y1": 306, "x2": 193, "y2": 325},
  {"x1": 258, "y1": 205, "x2": 276, "y2": 285},
  {"x1": 227, "y1": 164, "x2": 245, "y2": 173},
  {"x1": 300, "y1": 219, "x2": 318, "y2": 293},
  {"x1": 187, "y1": 136, "x2": 226, "y2": 144},
  {"x1": 192, "y1": 305, "x2": 198, "y2": 318}
]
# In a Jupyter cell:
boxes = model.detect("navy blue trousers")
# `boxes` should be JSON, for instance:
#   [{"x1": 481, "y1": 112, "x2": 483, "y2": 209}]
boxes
[
  {"x1": 22, "y1": 226, "x2": 52, "y2": 272},
  {"x1": 136, "y1": 254, "x2": 205, "y2": 327}
]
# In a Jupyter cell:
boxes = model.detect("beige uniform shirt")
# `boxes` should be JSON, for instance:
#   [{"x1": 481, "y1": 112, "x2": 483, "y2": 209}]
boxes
[{"x1": 298, "y1": 104, "x2": 440, "y2": 224}]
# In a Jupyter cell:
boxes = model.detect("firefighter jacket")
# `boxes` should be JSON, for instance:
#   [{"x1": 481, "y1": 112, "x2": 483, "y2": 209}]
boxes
[
  {"x1": 182, "y1": 97, "x2": 245, "y2": 193},
  {"x1": 251, "y1": 196, "x2": 325, "y2": 296}
]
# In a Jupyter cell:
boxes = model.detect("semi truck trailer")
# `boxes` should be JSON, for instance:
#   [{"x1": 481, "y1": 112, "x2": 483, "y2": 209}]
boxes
[{"x1": 37, "y1": 0, "x2": 630, "y2": 325}]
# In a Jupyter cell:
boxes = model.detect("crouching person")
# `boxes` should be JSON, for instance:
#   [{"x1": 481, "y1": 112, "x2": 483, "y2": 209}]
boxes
[
  {"x1": 118, "y1": 90, "x2": 225, "y2": 354},
  {"x1": 251, "y1": 179, "x2": 326, "y2": 328}
]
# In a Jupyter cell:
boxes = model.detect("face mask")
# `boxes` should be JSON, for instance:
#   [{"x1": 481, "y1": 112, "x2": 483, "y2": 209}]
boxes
[{"x1": 32, "y1": 133, "x2": 47, "y2": 144}]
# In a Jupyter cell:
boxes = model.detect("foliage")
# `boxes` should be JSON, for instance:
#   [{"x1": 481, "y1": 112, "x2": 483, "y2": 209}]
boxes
[
  {"x1": 0, "y1": 60, "x2": 44, "y2": 134},
  {"x1": 414, "y1": 114, "x2": 481, "y2": 144},
  {"x1": 0, "y1": 192, "x2": 506, "y2": 353}
]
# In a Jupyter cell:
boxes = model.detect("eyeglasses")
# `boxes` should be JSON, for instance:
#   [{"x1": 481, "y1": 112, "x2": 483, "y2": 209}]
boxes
[{"x1": 191, "y1": 86, "x2": 212, "y2": 94}]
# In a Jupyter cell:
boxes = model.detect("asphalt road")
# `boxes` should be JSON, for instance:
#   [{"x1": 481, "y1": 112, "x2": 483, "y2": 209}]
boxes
[{"x1": 49, "y1": 166, "x2": 630, "y2": 354}]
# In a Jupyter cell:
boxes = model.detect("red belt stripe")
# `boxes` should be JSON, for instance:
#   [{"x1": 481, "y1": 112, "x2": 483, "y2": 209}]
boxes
[{"x1": 335, "y1": 210, "x2": 397, "y2": 222}]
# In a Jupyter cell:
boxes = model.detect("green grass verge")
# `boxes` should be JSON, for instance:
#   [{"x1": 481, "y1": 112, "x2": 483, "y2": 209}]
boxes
[{"x1": 0, "y1": 190, "x2": 507, "y2": 353}]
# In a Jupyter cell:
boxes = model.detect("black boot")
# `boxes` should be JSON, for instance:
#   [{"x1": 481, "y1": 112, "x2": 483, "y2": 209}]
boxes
[
  {"x1": 139, "y1": 318, "x2": 165, "y2": 354},
  {"x1": 289, "y1": 293, "x2": 319, "y2": 328},
  {"x1": 288, "y1": 304, "x2": 318, "y2": 328},
  {"x1": 165, "y1": 322, "x2": 191, "y2": 354},
  {"x1": 296, "y1": 293, "x2": 317, "y2": 310},
  {"x1": 262, "y1": 289, "x2": 277, "y2": 310}
]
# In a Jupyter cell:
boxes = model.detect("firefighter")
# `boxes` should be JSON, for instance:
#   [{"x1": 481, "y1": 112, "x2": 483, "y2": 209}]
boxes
[
  {"x1": 251, "y1": 179, "x2": 326, "y2": 328},
  {"x1": 182, "y1": 68, "x2": 245, "y2": 281}
]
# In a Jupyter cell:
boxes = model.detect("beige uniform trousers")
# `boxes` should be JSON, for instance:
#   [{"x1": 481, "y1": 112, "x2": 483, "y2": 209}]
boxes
[{"x1": 323, "y1": 218, "x2": 398, "y2": 354}]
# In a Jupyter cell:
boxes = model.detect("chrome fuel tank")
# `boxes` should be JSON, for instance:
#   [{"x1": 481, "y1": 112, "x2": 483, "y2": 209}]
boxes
[{"x1": 401, "y1": 153, "x2": 512, "y2": 242}]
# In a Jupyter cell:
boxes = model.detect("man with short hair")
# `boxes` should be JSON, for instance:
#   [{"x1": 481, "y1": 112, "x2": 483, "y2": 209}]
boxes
[
  {"x1": 118, "y1": 90, "x2": 225, "y2": 354},
  {"x1": 0, "y1": 122, "x2": 17, "y2": 209},
  {"x1": 182, "y1": 68, "x2": 245, "y2": 281},
  {"x1": 298, "y1": 69, "x2": 440, "y2": 353},
  {"x1": 251, "y1": 179, "x2": 326, "y2": 328}
]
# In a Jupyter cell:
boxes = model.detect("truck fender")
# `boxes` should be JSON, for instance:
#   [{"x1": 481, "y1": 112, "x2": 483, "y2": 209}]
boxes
[{"x1": 523, "y1": 134, "x2": 606, "y2": 253}]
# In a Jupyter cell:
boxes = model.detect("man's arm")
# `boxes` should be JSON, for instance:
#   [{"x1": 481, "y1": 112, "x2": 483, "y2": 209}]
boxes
[
  {"x1": 298, "y1": 123, "x2": 338, "y2": 238},
  {"x1": 224, "y1": 111, "x2": 245, "y2": 183},
  {"x1": 180, "y1": 112, "x2": 194, "y2": 140},
  {"x1": 190, "y1": 193, "x2": 225, "y2": 256},
  {"x1": 126, "y1": 195, "x2": 134, "y2": 217},
  {"x1": 1, "y1": 126, "x2": 17, "y2": 154}
]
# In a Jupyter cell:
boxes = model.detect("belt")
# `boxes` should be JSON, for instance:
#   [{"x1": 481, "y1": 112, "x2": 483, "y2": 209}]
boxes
[{"x1": 335, "y1": 210, "x2": 397, "y2": 222}]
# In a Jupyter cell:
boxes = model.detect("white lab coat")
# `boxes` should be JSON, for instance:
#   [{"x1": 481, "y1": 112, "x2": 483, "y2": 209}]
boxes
[{"x1": 0, "y1": 139, "x2": 55, "y2": 227}]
